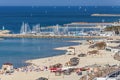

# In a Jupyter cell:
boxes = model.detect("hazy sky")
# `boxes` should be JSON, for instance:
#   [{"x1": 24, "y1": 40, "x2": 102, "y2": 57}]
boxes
[{"x1": 0, "y1": 0, "x2": 120, "y2": 6}]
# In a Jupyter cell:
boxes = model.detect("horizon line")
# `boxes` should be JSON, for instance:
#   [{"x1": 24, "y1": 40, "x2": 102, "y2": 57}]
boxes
[{"x1": 0, "y1": 5, "x2": 119, "y2": 7}]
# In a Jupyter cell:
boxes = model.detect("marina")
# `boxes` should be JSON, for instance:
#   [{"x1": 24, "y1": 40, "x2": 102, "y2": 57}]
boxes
[{"x1": 0, "y1": 22, "x2": 119, "y2": 39}]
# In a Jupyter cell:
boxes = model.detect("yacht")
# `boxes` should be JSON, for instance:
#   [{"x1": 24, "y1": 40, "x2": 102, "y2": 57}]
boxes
[
  {"x1": 20, "y1": 22, "x2": 31, "y2": 34},
  {"x1": 78, "y1": 29, "x2": 88, "y2": 36},
  {"x1": 32, "y1": 24, "x2": 41, "y2": 34}
]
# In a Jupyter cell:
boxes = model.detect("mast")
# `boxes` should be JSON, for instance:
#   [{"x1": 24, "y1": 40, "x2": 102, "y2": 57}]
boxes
[
  {"x1": 2, "y1": 26, "x2": 5, "y2": 30},
  {"x1": 20, "y1": 22, "x2": 31, "y2": 34},
  {"x1": 32, "y1": 24, "x2": 41, "y2": 33}
]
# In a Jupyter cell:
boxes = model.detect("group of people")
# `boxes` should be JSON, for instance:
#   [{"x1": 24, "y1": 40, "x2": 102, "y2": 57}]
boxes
[
  {"x1": 15, "y1": 65, "x2": 48, "y2": 73},
  {"x1": 0, "y1": 64, "x2": 49, "y2": 75}
]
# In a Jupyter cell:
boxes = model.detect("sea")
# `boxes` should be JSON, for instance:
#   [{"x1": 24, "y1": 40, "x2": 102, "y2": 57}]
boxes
[
  {"x1": 0, "y1": 38, "x2": 80, "y2": 68},
  {"x1": 0, "y1": 6, "x2": 120, "y2": 67}
]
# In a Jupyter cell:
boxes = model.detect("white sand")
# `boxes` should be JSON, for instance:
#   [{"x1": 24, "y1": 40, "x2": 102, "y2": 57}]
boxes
[{"x1": 0, "y1": 39, "x2": 120, "y2": 80}]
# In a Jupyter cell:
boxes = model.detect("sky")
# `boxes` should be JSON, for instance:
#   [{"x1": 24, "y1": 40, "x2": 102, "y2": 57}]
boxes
[{"x1": 0, "y1": 0, "x2": 120, "y2": 6}]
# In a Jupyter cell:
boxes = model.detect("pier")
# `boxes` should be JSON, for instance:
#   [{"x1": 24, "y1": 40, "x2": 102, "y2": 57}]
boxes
[
  {"x1": 64, "y1": 22, "x2": 113, "y2": 27},
  {"x1": 0, "y1": 34, "x2": 107, "y2": 39}
]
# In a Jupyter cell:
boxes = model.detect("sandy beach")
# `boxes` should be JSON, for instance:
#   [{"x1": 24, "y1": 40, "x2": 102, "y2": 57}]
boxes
[{"x1": 0, "y1": 38, "x2": 120, "y2": 80}]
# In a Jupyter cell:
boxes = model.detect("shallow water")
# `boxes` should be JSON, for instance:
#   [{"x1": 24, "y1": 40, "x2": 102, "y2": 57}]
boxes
[{"x1": 0, "y1": 38, "x2": 81, "y2": 68}]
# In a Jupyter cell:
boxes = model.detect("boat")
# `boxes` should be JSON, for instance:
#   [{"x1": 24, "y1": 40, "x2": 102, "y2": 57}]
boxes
[
  {"x1": 77, "y1": 29, "x2": 88, "y2": 36},
  {"x1": 2, "y1": 26, "x2": 5, "y2": 30},
  {"x1": 53, "y1": 24, "x2": 60, "y2": 35},
  {"x1": 20, "y1": 22, "x2": 31, "y2": 34},
  {"x1": 32, "y1": 24, "x2": 41, "y2": 34}
]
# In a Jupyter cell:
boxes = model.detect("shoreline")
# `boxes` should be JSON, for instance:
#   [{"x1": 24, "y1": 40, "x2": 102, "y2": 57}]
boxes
[
  {"x1": 0, "y1": 36, "x2": 120, "y2": 80},
  {"x1": 26, "y1": 41, "x2": 120, "y2": 67}
]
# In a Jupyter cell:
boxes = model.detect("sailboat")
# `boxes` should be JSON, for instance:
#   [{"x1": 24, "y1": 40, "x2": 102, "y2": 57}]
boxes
[
  {"x1": 20, "y1": 22, "x2": 31, "y2": 34},
  {"x1": 32, "y1": 24, "x2": 41, "y2": 34},
  {"x1": 2, "y1": 26, "x2": 5, "y2": 30},
  {"x1": 78, "y1": 29, "x2": 88, "y2": 36},
  {"x1": 63, "y1": 25, "x2": 68, "y2": 35},
  {"x1": 53, "y1": 24, "x2": 60, "y2": 35}
]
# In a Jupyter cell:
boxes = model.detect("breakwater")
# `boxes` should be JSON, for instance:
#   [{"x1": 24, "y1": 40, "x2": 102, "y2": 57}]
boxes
[{"x1": 0, "y1": 34, "x2": 107, "y2": 39}]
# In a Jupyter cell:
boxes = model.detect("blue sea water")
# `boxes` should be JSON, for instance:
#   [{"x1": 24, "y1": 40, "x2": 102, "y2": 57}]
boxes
[
  {"x1": 0, "y1": 6, "x2": 120, "y2": 33},
  {"x1": 0, "y1": 38, "x2": 81, "y2": 67},
  {"x1": 0, "y1": 6, "x2": 120, "y2": 67}
]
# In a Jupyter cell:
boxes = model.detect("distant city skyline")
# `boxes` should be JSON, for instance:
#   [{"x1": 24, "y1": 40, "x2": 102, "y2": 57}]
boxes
[{"x1": 0, "y1": 0, "x2": 120, "y2": 6}]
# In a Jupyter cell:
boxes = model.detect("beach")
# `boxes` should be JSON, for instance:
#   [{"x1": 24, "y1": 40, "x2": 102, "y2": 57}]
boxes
[{"x1": 0, "y1": 37, "x2": 120, "y2": 80}]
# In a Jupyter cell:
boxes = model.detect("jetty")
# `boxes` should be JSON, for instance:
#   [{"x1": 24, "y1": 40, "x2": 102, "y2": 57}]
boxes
[
  {"x1": 0, "y1": 22, "x2": 117, "y2": 39},
  {"x1": 64, "y1": 22, "x2": 113, "y2": 27},
  {"x1": 0, "y1": 34, "x2": 107, "y2": 39}
]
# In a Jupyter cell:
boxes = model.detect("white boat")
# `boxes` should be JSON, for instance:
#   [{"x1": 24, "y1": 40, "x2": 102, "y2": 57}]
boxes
[
  {"x1": 2, "y1": 26, "x2": 5, "y2": 30},
  {"x1": 78, "y1": 29, "x2": 88, "y2": 36},
  {"x1": 53, "y1": 24, "x2": 60, "y2": 35},
  {"x1": 32, "y1": 24, "x2": 41, "y2": 34},
  {"x1": 20, "y1": 22, "x2": 31, "y2": 34}
]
